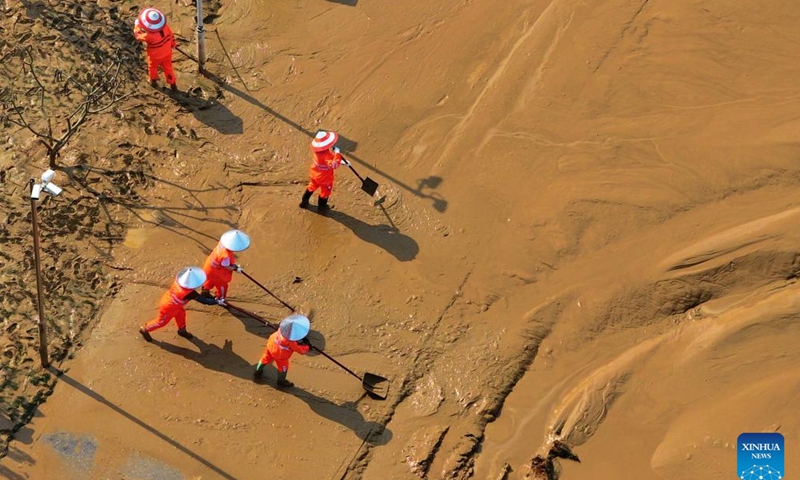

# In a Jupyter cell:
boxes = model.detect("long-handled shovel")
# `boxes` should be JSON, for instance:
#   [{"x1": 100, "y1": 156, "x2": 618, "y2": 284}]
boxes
[
  {"x1": 343, "y1": 158, "x2": 379, "y2": 197},
  {"x1": 239, "y1": 270, "x2": 296, "y2": 312},
  {"x1": 226, "y1": 302, "x2": 390, "y2": 400}
]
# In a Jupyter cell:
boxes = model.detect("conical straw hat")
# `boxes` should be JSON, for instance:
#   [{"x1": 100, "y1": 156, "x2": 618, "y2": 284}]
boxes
[
  {"x1": 176, "y1": 266, "x2": 206, "y2": 289},
  {"x1": 220, "y1": 229, "x2": 251, "y2": 252},
  {"x1": 279, "y1": 314, "x2": 310, "y2": 341}
]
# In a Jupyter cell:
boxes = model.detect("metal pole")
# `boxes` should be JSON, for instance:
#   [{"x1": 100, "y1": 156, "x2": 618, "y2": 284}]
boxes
[
  {"x1": 29, "y1": 179, "x2": 50, "y2": 368},
  {"x1": 196, "y1": 0, "x2": 206, "y2": 72}
]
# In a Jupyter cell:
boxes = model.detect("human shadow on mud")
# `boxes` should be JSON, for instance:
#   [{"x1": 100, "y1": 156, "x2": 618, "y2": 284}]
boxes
[
  {"x1": 152, "y1": 337, "x2": 255, "y2": 381},
  {"x1": 325, "y1": 209, "x2": 418, "y2": 262},
  {"x1": 165, "y1": 88, "x2": 243, "y2": 135},
  {"x1": 293, "y1": 388, "x2": 392, "y2": 444},
  {"x1": 51, "y1": 369, "x2": 238, "y2": 480},
  {"x1": 254, "y1": 377, "x2": 392, "y2": 445},
  {"x1": 327, "y1": 0, "x2": 358, "y2": 6}
]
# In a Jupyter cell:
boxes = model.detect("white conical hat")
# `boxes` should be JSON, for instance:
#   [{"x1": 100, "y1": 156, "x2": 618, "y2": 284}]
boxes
[
  {"x1": 220, "y1": 229, "x2": 250, "y2": 252},
  {"x1": 176, "y1": 266, "x2": 206, "y2": 289},
  {"x1": 279, "y1": 314, "x2": 310, "y2": 341}
]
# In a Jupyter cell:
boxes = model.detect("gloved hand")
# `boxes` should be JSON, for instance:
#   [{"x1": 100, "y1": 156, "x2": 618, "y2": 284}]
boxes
[
  {"x1": 341, "y1": 158, "x2": 351, "y2": 167},
  {"x1": 234, "y1": 264, "x2": 243, "y2": 273},
  {"x1": 333, "y1": 147, "x2": 340, "y2": 154},
  {"x1": 217, "y1": 298, "x2": 227, "y2": 306}
]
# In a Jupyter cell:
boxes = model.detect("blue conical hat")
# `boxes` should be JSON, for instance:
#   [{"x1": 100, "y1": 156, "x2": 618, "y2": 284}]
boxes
[
  {"x1": 220, "y1": 229, "x2": 250, "y2": 252},
  {"x1": 279, "y1": 314, "x2": 310, "y2": 341},
  {"x1": 176, "y1": 266, "x2": 206, "y2": 289}
]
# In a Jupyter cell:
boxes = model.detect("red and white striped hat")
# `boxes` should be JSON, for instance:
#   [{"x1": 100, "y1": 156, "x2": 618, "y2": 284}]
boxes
[
  {"x1": 310, "y1": 131, "x2": 339, "y2": 152},
  {"x1": 138, "y1": 8, "x2": 166, "y2": 32}
]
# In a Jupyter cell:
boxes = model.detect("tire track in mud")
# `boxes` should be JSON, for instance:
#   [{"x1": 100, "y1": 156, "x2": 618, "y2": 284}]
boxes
[
  {"x1": 441, "y1": 309, "x2": 556, "y2": 480},
  {"x1": 516, "y1": 214, "x2": 800, "y2": 479},
  {"x1": 349, "y1": 267, "x2": 562, "y2": 479},
  {"x1": 525, "y1": 277, "x2": 800, "y2": 479},
  {"x1": 592, "y1": 0, "x2": 652, "y2": 73},
  {"x1": 474, "y1": 10, "x2": 574, "y2": 157},
  {"x1": 433, "y1": 0, "x2": 576, "y2": 169},
  {"x1": 337, "y1": 272, "x2": 473, "y2": 479}
]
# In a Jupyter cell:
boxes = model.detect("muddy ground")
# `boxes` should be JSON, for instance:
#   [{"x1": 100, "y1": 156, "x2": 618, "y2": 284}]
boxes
[{"x1": 1, "y1": 0, "x2": 800, "y2": 479}]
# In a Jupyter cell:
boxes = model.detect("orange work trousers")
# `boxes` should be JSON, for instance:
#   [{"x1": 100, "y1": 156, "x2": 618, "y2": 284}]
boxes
[
  {"x1": 143, "y1": 304, "x2": 186, "y2": 332},
  {"x1": 147, "y1": 54, "x2": 176, "y2": 85},
  {"x1": 259, "y1": 349, "x2": 292, "y2": 373},
  {"x1": 306, "y1": 178, "x2": 334, "y2": 199},
  {"x1": 202, "y1": 275, "x2": 229, "y2": 300}
]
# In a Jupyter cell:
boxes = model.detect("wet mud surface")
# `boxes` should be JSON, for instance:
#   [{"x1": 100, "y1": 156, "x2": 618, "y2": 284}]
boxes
[{"x1": 2, "y1": 0, "x2": 800, "y2": 479}]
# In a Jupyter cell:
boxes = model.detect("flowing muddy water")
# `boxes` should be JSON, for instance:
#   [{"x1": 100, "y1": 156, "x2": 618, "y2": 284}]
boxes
[{"x1": 2, "y1": 0, "x2": 800, "y2": 479}]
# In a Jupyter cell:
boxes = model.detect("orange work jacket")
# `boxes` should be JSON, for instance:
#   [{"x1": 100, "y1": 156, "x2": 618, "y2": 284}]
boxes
[
  {"x1": 309, "y1": 149, "x2": 343, "y2": 184},
  {"x1": 203, "y1": 243, "x2": 235, "y2": 283},
  {"x1": 134, "y1": 24, "x2": 176, "y2": 59},
  {"x1": 266, "y1": 331, "x2": 310, "y2": 360},
  {"x1": 159, "y1": 281, "x2": 195, "y2": 309}
]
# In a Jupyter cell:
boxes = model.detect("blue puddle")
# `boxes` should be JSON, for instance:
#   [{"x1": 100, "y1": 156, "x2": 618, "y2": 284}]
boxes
[
  {"x1": 123, "y1": 455, "x2": 184, "y2": 480},
  {"x1": 42, "y1": 431, "x2": 97, "y2": 471},
  {"x1": 42, "y1": 432, "x2": 183, "y2": 479}
]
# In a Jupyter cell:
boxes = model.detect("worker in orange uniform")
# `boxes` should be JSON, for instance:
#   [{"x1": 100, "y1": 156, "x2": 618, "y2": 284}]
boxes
[
  {"x1": 201, "y1": 229, "x2": 250, "y2": 303},
  {"x1": 139, "y1": 266, "x2": 221, "y2": 342},
  {"x1": 299, "y1": 130, "x2": 350, "y2": 213},
  {"x1": 133, "y1": 7, "x2": 178, "y2": 91},
  {"x1": 253, "y1": 314, "x2": 311, "y2": 387}
]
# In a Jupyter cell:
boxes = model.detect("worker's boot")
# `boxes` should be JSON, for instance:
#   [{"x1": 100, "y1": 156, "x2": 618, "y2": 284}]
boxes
[
  {"x1": 139, "y1": 326, "x2": 153, "y2": 342},
  {"x1": 299, "y1": 189, "x2": 313, "y2": 209},
  {"x1": 253, "y1": 363, "x2": 264, "y2": 382},
  {"x1": 276, "y1": 371, "x2": 294, "y2": 388},
  {"x1": 177, "y1": 328, "x2": 193, "y2": 339},
  {"x1": 150, "y1": 79, "x2": 158, "y2": 88},
  {"x1": 317, "y1": 197, "x2": 330, "y2": 214},
  {"x1": 170, "y1": 83, "x2": 178, "y2": 92}
]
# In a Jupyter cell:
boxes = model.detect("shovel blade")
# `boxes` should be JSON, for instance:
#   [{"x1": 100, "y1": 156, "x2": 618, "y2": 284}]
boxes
[
  {"x1": 362, "y1": 372, "x2": 389, "y2": 400},
  {"x1": 361, "y1": 177, "x2": 379, "y2": 196}
]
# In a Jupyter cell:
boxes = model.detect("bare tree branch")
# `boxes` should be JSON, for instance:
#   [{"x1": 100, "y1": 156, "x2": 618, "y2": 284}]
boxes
[
  {"x1": 5, "y1": 94, "x2": 47, "y2": 139},
  {"x1": 20, "y1": 48, "x2": 48, "y2": 115},
  {"x1": 0, "y1": 46, "x2": 130, "y2": 168}
]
